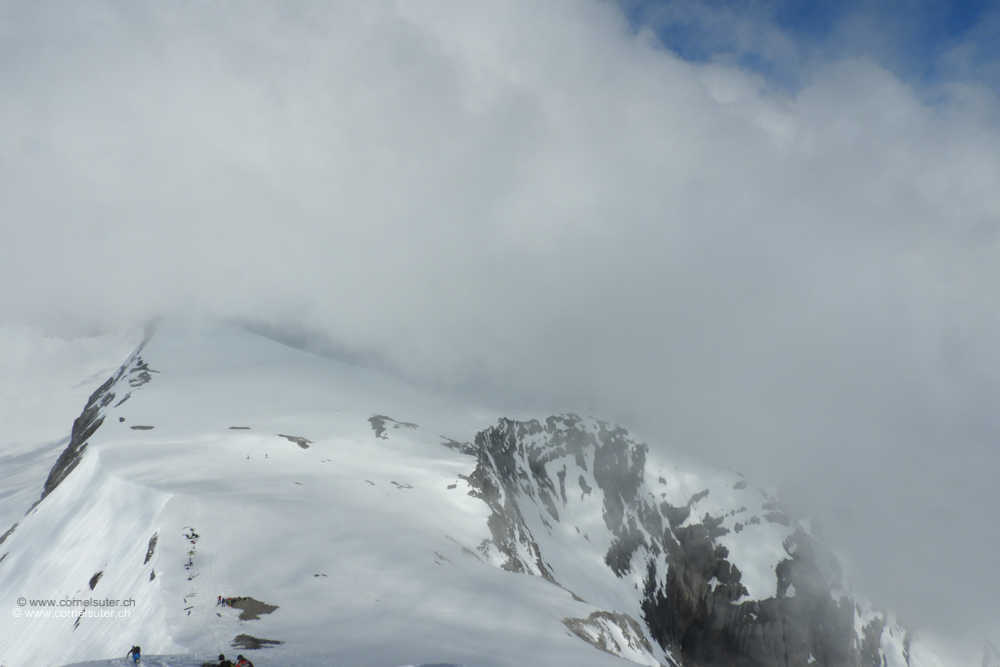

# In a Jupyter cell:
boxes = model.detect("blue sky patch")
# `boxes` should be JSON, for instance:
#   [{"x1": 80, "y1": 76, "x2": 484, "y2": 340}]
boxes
[{"x1": 618, "y1": 0, "x2": 1000, "y2": 91}]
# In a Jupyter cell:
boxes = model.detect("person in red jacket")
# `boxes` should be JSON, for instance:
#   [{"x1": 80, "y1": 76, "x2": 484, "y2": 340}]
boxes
[{"x1": 234, "y1": 655, "x2": 253, "y2": 667}]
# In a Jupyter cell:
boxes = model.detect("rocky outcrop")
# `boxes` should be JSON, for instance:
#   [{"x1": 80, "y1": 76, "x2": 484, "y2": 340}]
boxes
[
  {"x1": 564, "y1": 611, "x2": 657, "y2": 665},
  {"x1": 457, "y1": 414, "x2": 907, "y2": 667},
  {"x1": 368, "y1": 415, "x2": 418, "y2": 440},
  {"x1": 41, "y1": 346, "x2": 156, "y2": 500},
  {"x1": 641, "y1": 526, "x2": 862, "y2": 667},
  {"x1": 0, "y1": 337, "x2": 155, "y2": 550},
  {"x1": 460, "y1": 419, "x2": 555, "y2": 580},
  {"x1": 461, "y1": 415, "x2": 659, "y2": 583}
]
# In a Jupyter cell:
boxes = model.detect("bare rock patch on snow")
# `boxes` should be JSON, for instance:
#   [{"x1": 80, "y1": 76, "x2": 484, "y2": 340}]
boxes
[
  {"x1": 278, "y1": 434, "x2": 312, "y2": 449},
  {"x1": 229, "y1": 597, "x2": 279, "y2": 621},
  {"x1": 231, "y1": 633, "x2": 283, "y2": 649},
  {"x1": 368, "y1": 415, "x2": 418, "y2": 440},
  {"x1": 144, "y1": 532, "x2": 158, "y2": 564}
]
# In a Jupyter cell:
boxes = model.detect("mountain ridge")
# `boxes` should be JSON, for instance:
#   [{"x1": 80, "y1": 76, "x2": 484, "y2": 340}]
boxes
[{"x1": 0, "y1": 323, "x2": 946, "y2": 667}]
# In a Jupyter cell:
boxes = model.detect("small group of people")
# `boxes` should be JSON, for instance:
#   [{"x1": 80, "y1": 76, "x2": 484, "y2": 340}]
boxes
[
  {"x1": 128, "y1": 645, "x2": 254, "y2": 667},
  {"x1": 216, "y1": 595, "x2": 242, "y2": 607}
]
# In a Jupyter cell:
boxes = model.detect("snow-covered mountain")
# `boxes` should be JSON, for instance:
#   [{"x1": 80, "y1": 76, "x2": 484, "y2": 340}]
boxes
[{"x1": 0, "y1": 322, "x2": 953, "y2": 667}]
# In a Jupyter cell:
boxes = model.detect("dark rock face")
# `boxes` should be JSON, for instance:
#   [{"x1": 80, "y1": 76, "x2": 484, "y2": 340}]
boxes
[
  {"x1": 458, "y1": 414, "x2": 905, "y2": 667},
  {"x1": 41, "y1": 376, "x2": 113, "y2": 500},
  {"x1": 461, "y1": 415, "x2": 661, "y2": 581},
  {"x1": 643, "y1": 528, "x2": 861, "y2": 667},
  {"x1": 42, "y1": 347, "x2": 156, "y2": 501},
  {"x1": 0, "y1": 522, "x2": 19, "y2": 549},
  {"x1": 0, "y1": 339, "x2": 156, "y2": 552},
  {"x1": 460, "y1": 418, "x2": 554, "y2": 580}
]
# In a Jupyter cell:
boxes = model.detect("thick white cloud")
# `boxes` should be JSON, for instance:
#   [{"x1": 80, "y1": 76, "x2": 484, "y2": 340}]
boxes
[{"x1": 1, "y1": 0, "x2": 999, "y2": 639}]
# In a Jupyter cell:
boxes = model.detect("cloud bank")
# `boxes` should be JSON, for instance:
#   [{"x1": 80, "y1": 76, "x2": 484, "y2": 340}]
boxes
[{"x1": 2, "y1": 0, "x2": 999, "y2": 640}]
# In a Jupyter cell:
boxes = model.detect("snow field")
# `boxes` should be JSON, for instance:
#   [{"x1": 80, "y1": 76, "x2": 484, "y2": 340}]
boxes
[
  {"x1": 0, "y1": 320, "x2": 978, "y2": 667},
  {"x1": 1, "y1": 322, "x2": 631, "y2": 666}
]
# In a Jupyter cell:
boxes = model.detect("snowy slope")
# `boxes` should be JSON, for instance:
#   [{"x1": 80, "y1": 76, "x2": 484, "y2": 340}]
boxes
[
  {"x1": 0, "y1": 322, "x2": 626, "y2": 667},
  {"x1": 0, "y1": 322, "x2": 968, "y2": 667}
]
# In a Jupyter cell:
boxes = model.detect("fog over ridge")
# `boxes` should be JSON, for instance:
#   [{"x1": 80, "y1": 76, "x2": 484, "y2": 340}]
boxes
[{"x1": 1, "y1": 0, "x2": 999, "y2": 643}]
